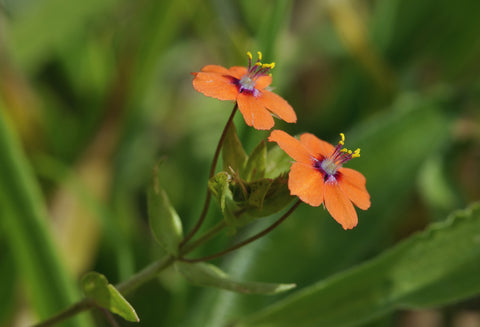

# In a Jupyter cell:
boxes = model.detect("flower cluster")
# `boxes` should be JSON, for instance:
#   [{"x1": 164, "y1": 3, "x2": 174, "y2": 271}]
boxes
[{"x1": 193, "y1": 52, "x2": 370, "y2": 229}]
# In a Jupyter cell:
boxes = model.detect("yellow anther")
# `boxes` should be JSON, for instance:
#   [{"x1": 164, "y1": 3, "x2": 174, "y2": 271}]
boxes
[
  {"x1": 247, "y1": 51, "x2": 253, "y2": 60},
  {"x1": 257, "y1": 51, "x2": 262, "y2": 60},
  {"x1": 348, "y1": 150, "x2": 352, "y2": 154},
  {"x1": 261, "y1": 63, "x2": 273, "y2": 69},
  {"x1": 254, "y1": 62, "x2": 262, "y2": 66},
  {"x1": 340, "y1": 133, "x2": 345, "y2": 142},
  {"x1": 340, "y1": 148, "x2": 348, "y2": 153},
  {"x1": 352, "y1": 148, "x2": 360, "y2": 158}
]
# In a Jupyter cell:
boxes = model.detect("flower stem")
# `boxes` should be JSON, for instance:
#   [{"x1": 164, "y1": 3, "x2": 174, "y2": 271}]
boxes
[
  {"x1": 180, "y1": 220, "x2": 226, "y2": 255},
  {"x1": 115, "y1": 255, "x2": 175, "y2": 295},
  {"x1": 31, "y1": 218, "x2": 228, "y2": 327},
  {"x1": 180, "y1": 103, "x2": 238, "y2": 248},
  {"x1": 31, "y1": 299, "x2": 93, "y2": 327},
  {"x1": 179, "y1": 199, "x2": 302, "y2": 263}
]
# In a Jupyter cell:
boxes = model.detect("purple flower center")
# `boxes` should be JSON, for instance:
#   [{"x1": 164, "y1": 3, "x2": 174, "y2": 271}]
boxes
[
  {"x1": 313, "y1": 133, "x2": 360, "y2": 183},
  {"x1": 237, "y1": 51, "x2": 275, "y2": 97}
]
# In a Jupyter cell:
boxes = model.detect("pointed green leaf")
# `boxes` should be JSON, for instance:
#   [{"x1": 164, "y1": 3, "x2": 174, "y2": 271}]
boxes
[
  {"x1": 244, "y1": 140, "x2": 267, "y2": 181},
  {"x1": 246, "y1": 175, "x2": 293, "y2": 217},
  {"x1": 176, "y1": 262, "x2": 296, "y2": 295},
  {"x1": 148, "y1": 168, "x2": 183, "y2": 256},
  {"x1": 247, "y1": 179, "x2": 273, "y2": 208},
  {"x1": 82, "y1": 272, "x2": 139, "y2": 322},
  {"x1": 265, "y1": 143, "x2": 292, "y2": 178},
  {"x1": 236, "y1": 203, "x2": 480, "y2": 327},
  {"x1": 222, "y1": 123, "x2": 248, "y2": 173}
]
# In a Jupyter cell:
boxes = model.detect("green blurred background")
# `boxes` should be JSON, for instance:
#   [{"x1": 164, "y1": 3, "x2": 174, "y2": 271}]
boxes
[{"x1": 1, "y1": 0, "x2": 479, "y2": 326}]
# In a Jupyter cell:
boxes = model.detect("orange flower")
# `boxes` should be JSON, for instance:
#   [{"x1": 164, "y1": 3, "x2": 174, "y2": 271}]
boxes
[
  {"x1": 192, "y1": 52, "x2": 297, "y2": 130},
  {"x1": 268, "y1": 130, "x2": 370, "y2": 230}
]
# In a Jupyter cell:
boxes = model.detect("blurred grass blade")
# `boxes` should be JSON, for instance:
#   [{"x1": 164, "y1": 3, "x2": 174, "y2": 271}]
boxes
[
  {"x1": 257, "y1": 0, "x2": 292, "y2": 59},
  {"x1": 0, "y1": 108, "x2": 89, "y2": 326},
  {"x1": 176, "y1": 262, "x2": 296, "y2": 295},
  {"x1": 235, "y1": 202, "x2": 480, "y2": 327},
  {"x1": 82, "y1": 272, "x2": 139, "y2": 322},
  {"x1": 327, "y1": 0, "x2": 395, "y2": 90},
  {"x1": 0, "y1": 242, "x2": 16, "y2": 326},
  {"x1": 126, "y1": 0, "x2": 196, "y2": 109}
]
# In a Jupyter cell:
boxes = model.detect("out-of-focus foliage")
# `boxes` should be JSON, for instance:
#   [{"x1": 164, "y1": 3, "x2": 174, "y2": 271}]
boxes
[
  {"x1": 236, "y1": 203, "x2": 480, "y2": 327},
  {"x1": 0, "y1": 0, "x2": 479, "y2": 326}
]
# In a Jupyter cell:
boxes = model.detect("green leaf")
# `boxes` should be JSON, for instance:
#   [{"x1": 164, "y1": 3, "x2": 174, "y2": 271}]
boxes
[
  {"x1": 418, "y1": 156, "x2": 461, "y2": 219},
  {"x1": 247, "y1": 179, "x2": 273, "y2": 209},
  {"x1": 265, "y1": 143, "x2": 292, "y2": 179},
  {"x1": 222, "y1": 123, "x2": 248, "y2": 173},
  {"x1": 245, "y1": 175, "x2": 293, "y2": 218},
  {"x1": 244, "y1": 141, "x2": 267, "y2": 181},
  {"x1": 82, "y1": 272, "x2": 139, "y2": 322},
  {"x1": 176, "y1": 262, "x2": 296, "y2": 295},
  {"x1": 148, "y1": 168, "x2": 183, "y2": 256},
  {"x1": 235, "y1": 202, "x2": 480, "y2": 327}
]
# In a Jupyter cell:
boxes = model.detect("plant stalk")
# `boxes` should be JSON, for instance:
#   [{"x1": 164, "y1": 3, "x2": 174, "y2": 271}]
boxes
[
  {"x1": 179, "y1": 199, "x2": 302, "y2": 263},
  {"x1": 180, "y1": 103, "x2": 238, "y2": 247}
]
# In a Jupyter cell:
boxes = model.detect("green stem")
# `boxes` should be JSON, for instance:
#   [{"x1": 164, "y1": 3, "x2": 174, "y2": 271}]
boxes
[
  {"x1": 30, "y1": 300, "x2": 93, "y2": 327},
  {"x1": 115, "y1": 255, "x2": 175, "y2": 295},
  {"x1": 180, "y1": 103, "x2": 238, "y2": 247},
  {"x1": 31, "y1": 216, "x2": 228, "y2": 327},
  {"x1": 180, "y1": 220, "x2": 226, "y2": 255}
]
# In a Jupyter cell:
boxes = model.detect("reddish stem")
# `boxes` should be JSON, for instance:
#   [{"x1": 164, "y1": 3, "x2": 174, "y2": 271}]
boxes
[
  {"x1": 179, "y1": 199, "x2": 302, "y2": 263},
  {"x1": 180, "y1": 103, "x2": 238, "y2": 247}
]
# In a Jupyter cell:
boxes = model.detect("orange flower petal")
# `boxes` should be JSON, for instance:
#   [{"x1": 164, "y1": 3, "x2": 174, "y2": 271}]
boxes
[
  {"x1": 259, "y1": 90, "x2": 297, "y2": 123},
  {"x1": 255, "y1": 75, "x2": 272, "y2": 90},
  {"x1": 300, "y1": 133, "x2": 335, "y2": 158},
  {"x1": 268, "y1": 130, "x2": 312, "y2": 164},
  {"x1": 228, "y1": 66, "x2": 248, "y2": 79},
  {"x1": 237, "y1": 93, "x2": 274, "y2": 130},
  {"x1": 338, "y1": 168, "x2": 370, "y2": 210},
  {"x1": 324, "y1": 181, "x2": 358, "y2": 230},
  {"x1": 288, "y1": 162, "x2": 324, "y2": 206},
  {"x1": 201, "y1": 65, "x2": 231, "y2": 74},
  {"x1": 193, "y1": 72, "x2": 238, "y2": 101}
]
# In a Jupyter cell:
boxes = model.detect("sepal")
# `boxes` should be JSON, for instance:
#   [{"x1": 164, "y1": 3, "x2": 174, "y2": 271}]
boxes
[{"x1": 81, "y1": 272, "x2": 139, "y2": 322}]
